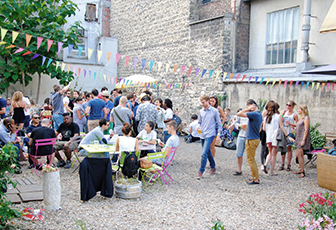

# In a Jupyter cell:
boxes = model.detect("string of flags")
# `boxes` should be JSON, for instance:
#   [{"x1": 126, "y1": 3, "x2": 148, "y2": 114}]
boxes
[{"x1": 0, "y1": 27, "x2": 335, "y2": 91}]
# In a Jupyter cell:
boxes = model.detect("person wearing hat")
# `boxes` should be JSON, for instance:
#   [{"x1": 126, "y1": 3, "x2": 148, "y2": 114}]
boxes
[
  {"x1": 102, "y1": 91, "x2": 114, "y2": 135},
  {"x1": 135, "y1": 93, "x2": 157, "y2": 133}
]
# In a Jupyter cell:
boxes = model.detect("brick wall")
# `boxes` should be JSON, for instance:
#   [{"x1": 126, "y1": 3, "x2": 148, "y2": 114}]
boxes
[{"x1": 102, "y1": 6, "x2": 110, "y2": 37}]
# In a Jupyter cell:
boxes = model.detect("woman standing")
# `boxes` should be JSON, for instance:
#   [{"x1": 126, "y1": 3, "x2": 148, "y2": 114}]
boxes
[
  {"x1": 279, "y1": 100, "x2": 298, "y2": 171},
  {"x1": 73, "y1": 97, "x2": 87, "y2": 133},
  {"x1": 154, "y1": 98, "x2": 165, "y2": 143},
  {"x1": 10, "y1": 91, "x2": 27, "y2": 130},
  {"x1": 294, "y1": 105, "x2": 310, "y2": 178}
]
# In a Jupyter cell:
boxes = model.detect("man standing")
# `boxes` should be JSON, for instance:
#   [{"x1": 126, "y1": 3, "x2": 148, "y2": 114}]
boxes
[
  {"x1": 85, "y1": 89, "x2": 105, "y2": 132},
  {"x1": 237, "y1": 99, "x2": 262, "y2": 185},
  {"x1": 110, "y1": 96, "x2": 133, "y2": 135},
  {"x1": 54, "y1": 113, "x2": 80, "y2": 168},
  {"x1": 135, "y1": 94, "x2": 157, "y2": 132},
  {"x1": 113, "y1": 89, "x2": 123, "y2": 107},
  {"x1": 0, "y1": 96, "x2": 6, "y2": 121},
  {"x1": 102, "y1": 91, "x2": 114, "y2": 134},
  {"x1": 51, "y1": 82, "x2": 71, "y2": 130},
  {"x1": 196, "y1": 95, "x2": 222, "y2": 180},
  {"x1": 63, "y1": 90, "x2": 72, "y2": 113}
]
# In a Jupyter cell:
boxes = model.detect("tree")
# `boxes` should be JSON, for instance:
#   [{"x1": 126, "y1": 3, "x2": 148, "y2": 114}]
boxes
[{"x1": 0, "y1": 0, "x2": 83, "y2": 102}]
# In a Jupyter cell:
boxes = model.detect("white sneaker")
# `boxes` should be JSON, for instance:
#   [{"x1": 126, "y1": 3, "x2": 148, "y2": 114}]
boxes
[{"x1": 260, "y1": 165, "x2": 265, "y2": 171}]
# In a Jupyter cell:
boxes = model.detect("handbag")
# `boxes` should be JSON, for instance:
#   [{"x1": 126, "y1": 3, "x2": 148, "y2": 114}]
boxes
[{"x1": 140, "y1": 159, "x2": 153, "y2": 169}]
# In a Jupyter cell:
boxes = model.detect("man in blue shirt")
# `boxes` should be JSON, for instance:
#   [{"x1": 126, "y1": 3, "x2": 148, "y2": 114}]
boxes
[
  {"x1": 113, "y1": 89, "x2": 123, "y2": 107},
  {"x1": 85, "y1": 89, "x2": 105, "y2": 132},
  {"x1": 196, "y1": 95, "x2": 222, "y2": 180},
  {"x1": 237, "y1": 99, "x2": 263, "y2": 185},
  {"x1": 0, "y1": 96, "x2": 6, "y2": 120}
]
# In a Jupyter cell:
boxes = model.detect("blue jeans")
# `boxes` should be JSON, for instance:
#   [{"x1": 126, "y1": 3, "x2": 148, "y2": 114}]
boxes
[
  {"x1": 13, "y1": 144, "x2": 20, "y2": 167},
  {"x1": 24, "y1": 115, "x2": 30, "y2": 128},
  {"x1": 164, "y1": 131, "x2": 171, "y2": 144},
  {"x1": 236, "y1": 136, "x2": 246, "y2": 158},
  {"x1": 53, "y1": 114, "x2": 63, "y2": 130},
  {"x1": 199, "y1": 136, "x2": 215, "y2": 173}
]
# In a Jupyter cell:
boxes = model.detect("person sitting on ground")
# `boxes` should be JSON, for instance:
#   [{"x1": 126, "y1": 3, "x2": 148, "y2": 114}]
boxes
[
  {"x1": 185, "y1": 114, "x2": 201, "y2": 143},
  {"x1": 328, "y1": 139, "x2": 336, "y2": 156},
  {"x1": 140, "y1": 121, "x2": 179, "y2": 165},
  {"x1": 54, "y1": 113, "x2": 80, "y2": 168},
  {"x1": 29, "y1": 119, "x2": 57, "y2": 169},
  {"x1": 136, "y1": 121, "x2": 157, "y2": 153},
  {"x1": 79, "y1": 118, "x2": 115, "y2": 158},
  {"x1": 220, "y1": 122, "x2": 233, "y2": 142},
  {"x1": 115, "y1": 123, "x2": 139, "y2": 153},
  {"x1": 110, "y1": 96, "x2": 134, "y2": 136}
]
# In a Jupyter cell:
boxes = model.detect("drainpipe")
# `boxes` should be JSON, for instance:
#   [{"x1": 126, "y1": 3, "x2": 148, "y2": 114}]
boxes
[{"x1": 301, "y1": 0, "x2": 311, "y2": 63}]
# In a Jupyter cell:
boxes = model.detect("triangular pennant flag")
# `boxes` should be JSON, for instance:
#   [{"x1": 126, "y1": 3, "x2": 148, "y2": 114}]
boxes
[
  {"x1": 215, "y1": 71, "x2": 221, "y2": 79},
  {"x1": 278, "y1": 79, "x2": 282, "y2": 86},
  {"x1": 61, "y1": 62, "x2": 66, "y2": 71},
  {"x1": 78, "y1": 46, "x2": 83, "y2": 57},
  {"x1": 223, "y1": 72, "x2": 228, "y2": 81},
  {"x1": 241, "y1": 75, "x2": 247, "y2": 83},
  {"x1": 47, "y1": 39, "x2": 53, "y2": 52},
  {"x1": 31, "y1": 54, "x2": 39, "y2": 60},
  {"x1": 98, "y1": 73, "x2": 101, "y2": 80},
  {"x1": 26, "y1": 34, "x2": 32, "y2": 47},
  {"x1": 13, "y1": 48, "x2": 24, "y2": 54},
  {"x1": 327, "y1": 83, "x2": 330, "y2": 91},
  {"x1": 228, "y1": 73, "x2": 234, "y2": 82},
  {"x1": 265, "y1": 78, "x2": 271, "y2": 85},
  {"x1": 295, "y1": 81, "x2": 299, "y2": 88},
  {"x1": 321, "y1": 82, "x2": 326, "y2": 91},
  {"x1": 316, "y1": 82, "x2": 320, "y2": 90},
  {"x1": 259, "y1": 77, "x2": 265, "y2": 85},
  {"x1": 106, "y1": 52, "x2": 112, "y2": 63},
  {"x1": 37, "y1": 37, "x2": 43, "y2": 50},
  {"x1": 111, "y1": 76, "x2": 114, "y2": 84},
  {"x1": 78, "y1": 68, "x2": 81, "y2": 76},
  {"x1": 47, "y1": 58, "x2": 53, "y2": 67},
  {"x1": 255, "y1": 77, "x2": 259, "y2": 84},
  {"x1": 84, "y1": 69, "x2": 87, "y2": 77},
  {"x1": 94, "y1": 72, "x2": 96, "y2": 79},
  {"x1": 97, "y1": 50, "x2": 103, "y2": 62},
  {"x1": 248, "y1": 76, "x2": 253, "y2": 84},
  {"x1": 87, "y1": 48, "x2": 93, "y2": 60},
  {"x1": 72, "y1": 66, "x2": 77, "y2": 74},
  {"x1": 42, "y1": 56, "x2": 46, "y2": 66},
  {"x1": 116, "y1": 54, "x2": 121, "y2": 65},
  {"x1": 142, "y1": 59, "x2": 147, "y2": 70},
  {"x1": 157, "y1": 62, "x2": 163, "y2": 72},
  {"x1": 149, "y1": 60, "x2": 155, "y2": 71},
  {"x1": 56, "y1": 61, "x2": 60, "y2": 70},
  {"x1": 235, "y1": 74, "x2": 241, "y2": 83},
  {"x1": 12, "y1": 31, "x2": 19, "y2": 43},
  {"x1": 0, "y1": 41, "x2": 6, "y2": 45},
  {"x1": 195, "y1": 68, "x2": 200, "y2": 77},
  {"x1": 67, "y1": 64, "x2": 71, "y2": 73},
  {"x1": 284, "y1": 80, "x2": 288, "y2": 88},
  {"x1": 289, "y1": 81, "x2": 293, "y2": 88},
  {"x1": 89, "y1": 71, "x2": 92, "y2": 77},
  {"x1": 188, "y1": 67, "x2": 193, "y2": 77},
  {"x1": 68, "y1": 44, "x2": 74, "y2": 56},
  {"x1": 133, "y1": 57, "x2": 138, "y2": 69},
  {"x1": 107, "y1": 75, "x2": 110, "y2": 83},
  {"x1": 125, "y1": 56, "x2": 130, "y2": 67},
  {"x1": 272, "y1": 79, "x2": 276, "y2": 87},
  {"x1": 22, "y1": 50, "x2": 32, "y2": 56},
  {"x1": 208, "y1": 70, "x2": 214, "y2": 79},
  {"x1": 180, "y1": 66, "x2": 186, "y2": 76},
  {"x1": 311, "y1": 82, "x2": 315, "y2": 90},
  {"x1": 1, "y1": 28, "x2": 8, "y2": 41},
  {"x1": 165, "y1": 63, "x2": 170, "y2": 73},
  {"x1": 300, "y1": 81, "x2": 304, "y2": 89},
  {"x1": 58, "y1": 42, "x2": 63, "y2": 54},
  {"x1": 103, "y1": 74, "x2": 106, "y2": 81},
  {"x1": 332, "y1": 83, "x2": 335, "y2": 91},
  {"x1": 5, "y1": 44, "x2": 15, "y2": 49},
  {"x1": 173, "y1": 65, "x2": 178, "y2": 74},
  {"x1": 306, "y1": 82, "x2": 310, "y2": 89}
]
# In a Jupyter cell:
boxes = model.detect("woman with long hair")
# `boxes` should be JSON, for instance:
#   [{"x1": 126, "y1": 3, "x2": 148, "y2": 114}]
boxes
[
  {"x1": 278, "y1": 100, "x2": 298, "y2": 171},
  {"x1": 154, "y1": 98, "x2": 165, "y2": 144},
  {"x1": 293, "y1": 105, "x2": 310, "y2": 178},
  {"x1": 10, "y1": 91, "x2": 27, "y2": 130}
]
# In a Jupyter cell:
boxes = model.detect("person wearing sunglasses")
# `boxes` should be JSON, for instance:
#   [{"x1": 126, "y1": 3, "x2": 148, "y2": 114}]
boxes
[
  {"x1": 26, "y1": 113, "x2": 42, "y2": 169},
  {"x1": 278, "y1": 100, "x2": 298, "y2": 172}
]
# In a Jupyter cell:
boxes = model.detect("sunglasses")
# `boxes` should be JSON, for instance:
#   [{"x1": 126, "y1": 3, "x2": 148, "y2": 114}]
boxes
[
  {"x1": 286, "y1": 104, "x2": 292, "y2": 107},
  {"x1": 33, "y1": 117, "x2": 40, "y2": 119}
]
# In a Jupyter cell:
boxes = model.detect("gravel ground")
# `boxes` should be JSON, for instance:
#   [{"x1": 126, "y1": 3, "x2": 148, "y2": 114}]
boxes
[{"x1": 9, "y1": 137, "x2": 326, "y2": 230}]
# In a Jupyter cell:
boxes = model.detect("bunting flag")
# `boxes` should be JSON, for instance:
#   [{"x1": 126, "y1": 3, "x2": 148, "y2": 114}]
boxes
[
  {"x1": 116, "y1": 54, "x2": 121, "y2": 65},
  {"x1": 208, "y1": 70, "x2": 214, "y2": 79},
  {"x1": 201, "y1": 69, "x2": 207, "y2": 78},
  {"x1": 165, "y1": 63, "x2": 170, "y2": 73},
  {"x1": 87, "y1": 48, "x2": 93, "y2": 60},
  {"x1": 300, "y1": 81, "x2": 304, "y2": 89},
  {"x1": 1, "y1": 28, "x2": 8, "y2": 40},
  {"x1": 72, "y1": 66, "x2": 77, "y2": 74},
  {"x1": 241, "y1": 75, "x2": 247, "y2": 83},
  {"x1": 278, "y1": 79, "x2": 282, "y2": 86},
  {"x1": 67, "y1": 64, "x2": 71, "y2": 73},
  {"x1": 284, "y1": 80, "x2": 288, "y2": 88},
  {"x1": 150, "y1": 60, "x2": 155, "y2": 71},
  {"x1": 5, "y1": 44, "x2": 15, "y2": 49},
  {"x1": 142, "y1": 59, "x2": 146, "y2": 70},
  {"x1": 255, "y1": 77, "x2": 259, "y2": 84},
  {"x1": 46, "y1": 58, "x2": 52, "y2": 67},
  {"x1": 68, "y1": 44, "x2": 73, "y2": 56},
  {"x1": 31, "y1": 54, "x2": 39, "y2": 60},
  {"x1": 327, "y1": 83, "x2": 330, "y2": 91},
  {"x1": 55, "y1": 61, "x2": 60, "y2": 70},
  {"x1": 235, "y1": 74, "x2": 241, "y2": 83},
  {"x1": 61, "y1": 62, "x2": 65, "y2": 71},
  {"x1": 295, "y1": 81, "x2": 299, "y2": 88},
  {"x1": 106, "y1": 52, "x2": 112, "y2": 63},
  {"x1": 289, "y1": 81, "x2": 293, "y2": 88},
  {"x1": 265, "y1": 78, "x2": 271, "y2": 85},
  {"x1": 98, "y1": 73, "x2": 101, "y2": 80},
  {"x1": 173, "y1": 64, "x2": 178, "y2": 74},
  {"x1": 133, "y1": 57, "x2": 138, "y2": 69},
  {"x1": 306, "y1": 82, "x2": 310, "y2": 89},
  {"x1": 311, "y1": 82, "x2": 315, "y2": 90},
  {"x1": 84, "y1": 69, "x2": 87, "y2": 77},
  {"x1": 322, "y1": 82, "x2": 326, "y2": 91},
  {"x1": 248, "y1": 76, "x2": 252, "y2": 84},
  {"x1": 0, "y1": 41, "x2": 6, "y2": 45},
  {"x1": 97, "y1": 50, "x2": 103, "y2": 62},
  {"x1": 111, "y1": 76, "x2": 114, "y2": 84},
  {"x1": 12, "y1": 31, "x2": 19, "y2": 43},
  {"x1": 103, "y1": 74, "x2": 106, "y2": 81},
  {"x1": 13, "y1": 48, "x2": 24, "y2": 54},
  {"x1": 47, "y1": 39, "x2": 53, "y2": 52},
  {"x1": 26, "y1": 34, "x2": 32, "y2": 47},
  {"x1": 78, "y1": 46, "x2": 83, "y2": 58},
  {"x1": 223, "y1": 72, "x2": 228, "y2": 81},
  {"x1": 195, "y1": 68, "x2": 200, "y2": 77},
  {"x1": 272, "y1": 79, "x2": 276, "y2": 87},
  {"x1": 157, "y1": 62, "x2": 162, "y2": 72},
  {"x1": 107, "y1": 75, "x2": 110, "y2": 83},
  {"x1": 188, "y1": 67, "x2": 193, "y2": 77},
  {"x1": 228, "y1": 73, "x2": 234, "y2": 82},
  {"x1": 94, "y1": 72, "x2": 96, "y2": 79},
  {"x1": 78, "y1": 68, "x2": 81, "y2": 76},
  {"x1": 57, "y1": 42, "x2": 63, "y2": 54},
  {"x1": 333, "y1": 83, "x2": 335, "y2": 91},
  {"x1": 42, "y1": 56, "x2": 46, "y2": 65},
  {"x1": 125, "y1": 56, "x2": 130, "y2": 67},
  {"x1": 215, "y1": 71, "x2": 221, "y2": 79},
  {"x1": 37, "y1": 37, "x2": 43, "y2": 50},
  {"x1": 316, "y1": 82, "x2": 320, "y2": 90},
  {"x1": 259, "y1": 77, "x2": 265, "y2": 85},
  {"x1": 22, "y1": 51, "x2": 33, "y2": 56},
  {"x1": 180, "y1": 65, "x2": 185, "y2": 76}
]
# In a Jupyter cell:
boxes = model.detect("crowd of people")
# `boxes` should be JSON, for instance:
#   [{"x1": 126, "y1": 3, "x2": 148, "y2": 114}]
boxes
[{"x1": 0, "y1": 83, "x2": 180, "y2": 174}]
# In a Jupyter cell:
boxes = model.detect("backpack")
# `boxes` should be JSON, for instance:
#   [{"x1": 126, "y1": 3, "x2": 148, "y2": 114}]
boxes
[
  {"x1": 120, "y1": 151, "x2": 139, "y2": 178},
  {"x1": 172, "y1": 114, "x2": 182, "y2": 127},
  {"x1": 222, "y1": 140, "x2": 236, "y2": 150}
]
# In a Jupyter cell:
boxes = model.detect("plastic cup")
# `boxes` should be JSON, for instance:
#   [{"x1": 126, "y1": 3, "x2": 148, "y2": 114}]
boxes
[{"x1": 198, "y1": 129, "x2": 202, "y2": 134}]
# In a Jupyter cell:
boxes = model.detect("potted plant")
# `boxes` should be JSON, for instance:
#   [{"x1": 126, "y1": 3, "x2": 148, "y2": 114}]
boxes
[
  {"x1": 114, "y1": 178, "x2": 142, "y2": 199},
  {"x1": 42, "y1": 165, "x2": 61, "y2": 210}
]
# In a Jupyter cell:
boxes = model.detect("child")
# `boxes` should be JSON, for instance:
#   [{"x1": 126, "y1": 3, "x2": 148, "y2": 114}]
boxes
[
  {"x1": 185, "y1": 114, "x2": 201, "y2": 143},
  {"x1": 136, "y1": 121, "x2": 157, "y2": 153}
]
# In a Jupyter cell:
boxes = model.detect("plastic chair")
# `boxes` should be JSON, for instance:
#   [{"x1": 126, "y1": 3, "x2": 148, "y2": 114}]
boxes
[{"x1": 29, "y1": 138, "x2": 56, "y2": 175}]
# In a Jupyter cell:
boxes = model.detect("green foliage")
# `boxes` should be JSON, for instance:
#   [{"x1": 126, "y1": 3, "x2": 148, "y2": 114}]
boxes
[
  {"x1": 0, "y1": 144, "x2": 21, "y2": 226},
  {"x1": 0, "y1": 0, "x2": 83, "y2": 93},
  {"x1": 257, "y1": 98, "x2": 267, "y2": 112},
  {"x1": 208, "y1": 219, "x2": 226, "y2": 230},
  {"x1": 310, "y1": 123, "x2": 326, "y2": 149},
  {"x1": 216, "y1": 94, "x2": 226, "y2": 106}
]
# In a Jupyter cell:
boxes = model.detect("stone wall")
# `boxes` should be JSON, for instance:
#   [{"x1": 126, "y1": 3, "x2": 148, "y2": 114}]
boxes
[
  {"x1": 110, "y1": 0, "x2": 250, "y2": 123},
  {"x1": 224, "y1": 83, "x2": 336, "y2": 134}
]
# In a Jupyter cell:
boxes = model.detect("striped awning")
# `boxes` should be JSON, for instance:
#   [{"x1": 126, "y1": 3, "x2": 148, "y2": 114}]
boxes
[{"x1": 320, "y1": 0, "x2": 336, "y2": 33}]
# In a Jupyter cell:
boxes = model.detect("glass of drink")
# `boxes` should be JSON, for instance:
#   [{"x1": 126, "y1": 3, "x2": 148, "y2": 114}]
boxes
[
  {"x1": 197, "y1": 129, "x2": 202, "y2": 134},
  {"x1": 93, "y1": 140, "x2": 99, "y2": 145}
]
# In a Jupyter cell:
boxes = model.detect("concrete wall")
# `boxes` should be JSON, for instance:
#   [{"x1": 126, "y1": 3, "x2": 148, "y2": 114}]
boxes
[{"x1": 249, "y1": 0, "x2": 336, "y2": 69}]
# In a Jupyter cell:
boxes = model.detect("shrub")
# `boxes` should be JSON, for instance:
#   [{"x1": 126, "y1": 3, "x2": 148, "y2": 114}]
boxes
[{"x1": 310, "y1": 123, "x2": 326, "y2": 149}]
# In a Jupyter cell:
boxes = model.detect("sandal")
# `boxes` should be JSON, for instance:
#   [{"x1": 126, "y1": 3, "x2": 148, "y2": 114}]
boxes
[
  {"x1": 286, "y1": 165, "x2": 291, "y2": 171},
  {"x1": 298, "y1": 171, "x2": 305, "y2": 178},
  {"x1": 294, "y1": 170, "x2": 304, "y2": 174},
  {"x1": 270, "y1": 172, "x2": 278, "y2": 176},
  {"x1": 279, "y1": 164, "x2": 285, "y2": 171}
]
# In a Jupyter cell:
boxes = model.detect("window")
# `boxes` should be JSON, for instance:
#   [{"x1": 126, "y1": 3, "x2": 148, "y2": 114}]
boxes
[
  {"x1": 70, "y1": 29, "x2": 87, "y2": 58},
  {"x1": 265, "y1": 7, "x2": 299, "y2": 65},
  {"x1": 85, "y1": 3, "x2": 98, "y2": 22}
]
